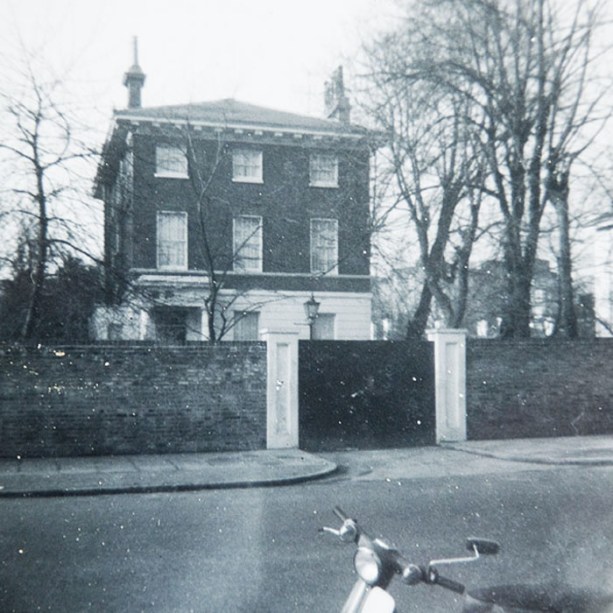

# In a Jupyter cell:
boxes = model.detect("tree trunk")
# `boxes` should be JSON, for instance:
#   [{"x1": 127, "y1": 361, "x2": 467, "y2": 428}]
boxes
[
  {"x1": 550, "y1": 169, "x2": 578, "y2": 338},
  {"x1": 450, "y1": 259, "x2": 470, "y2": 329},
  {"x1": 21, "y1": 166, "x2": 48, "y2": 341},
  {"x1": 205, "y1": 278, "x2": 219, "y2": 345},
  {"x1": 501, "y1": 255, "x2": 533, "y2": 339},
  {"x1": 405, "y1": 283, "x2": 433, "y2": 339}
]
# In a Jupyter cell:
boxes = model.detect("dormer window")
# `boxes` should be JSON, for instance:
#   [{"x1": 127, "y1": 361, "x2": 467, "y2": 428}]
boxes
[
  {"x1": 309, "y1": 153, "x2": 338, "y2": 188},
  {"x1": 232, "y1": 149, "x2": 263, "y2": 183},
  {"x1": 155, "y1": 145, "x2": 188, "y2": 178}
]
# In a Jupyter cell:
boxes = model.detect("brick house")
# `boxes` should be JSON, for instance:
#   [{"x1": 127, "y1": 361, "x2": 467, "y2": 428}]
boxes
[{"x1": 92, "y1": 54, "x2": 374, "y2": 342}]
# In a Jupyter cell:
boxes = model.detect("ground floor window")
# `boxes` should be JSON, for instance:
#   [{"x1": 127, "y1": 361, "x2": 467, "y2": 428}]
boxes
[
  {"x1": 312, "y1": 313, "x2": 335, "y2": 340},
  {"x1": 233, "y1": 311, "x2": 260, "y2": 341}
]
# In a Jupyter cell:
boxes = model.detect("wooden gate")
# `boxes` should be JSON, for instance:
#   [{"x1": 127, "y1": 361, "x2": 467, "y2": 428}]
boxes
[{"x1": 299, "y1": 341, "x2": 435, "y2": 451}]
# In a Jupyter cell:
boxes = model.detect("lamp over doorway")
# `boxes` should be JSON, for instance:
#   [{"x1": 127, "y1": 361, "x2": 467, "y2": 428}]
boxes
[{"x1": 303, "y1": 293, "x2": 320, "y2": 339}]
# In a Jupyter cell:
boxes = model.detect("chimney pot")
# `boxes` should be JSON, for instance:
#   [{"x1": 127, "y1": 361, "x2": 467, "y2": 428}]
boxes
[{"x1": 324, "y1": 66, "x2": 351, "y2": 123}]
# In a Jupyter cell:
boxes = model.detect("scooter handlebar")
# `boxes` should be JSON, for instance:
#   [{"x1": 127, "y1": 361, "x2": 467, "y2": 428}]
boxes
[
  {"x1": 434, "y1": 574, "x2": 466, "y2": 595},
  {"x1": 426, "y1": 565, "x2": 466, "y2": 594},
  {"x1": 327, "y1": 509, "x2": 472, "y2": 586}
]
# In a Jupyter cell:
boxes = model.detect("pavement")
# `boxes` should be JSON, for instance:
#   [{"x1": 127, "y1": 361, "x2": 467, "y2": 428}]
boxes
[
  {"x1": 0, "y1": 435, "x2": 612, "y2": 498},
  {"x1": 444, "y1": 434, "x2": 613, "y2": 466}
]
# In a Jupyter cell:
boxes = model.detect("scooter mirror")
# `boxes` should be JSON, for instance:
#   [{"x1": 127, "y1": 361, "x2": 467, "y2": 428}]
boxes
[{"x1": 466, "y1": 538, "x2": 500, "y2": 555}]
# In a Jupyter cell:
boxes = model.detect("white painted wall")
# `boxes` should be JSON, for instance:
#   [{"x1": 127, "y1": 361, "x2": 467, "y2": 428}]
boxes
[
  {"x1": 91, "y1": 288, "x2": 372, "y2": 341},
  {"x1": 90, "y1": 305, "x2": 145, "y2": 340},
  {"x1": 229, "y1": 289, "x2": 372, "y2": 340}
]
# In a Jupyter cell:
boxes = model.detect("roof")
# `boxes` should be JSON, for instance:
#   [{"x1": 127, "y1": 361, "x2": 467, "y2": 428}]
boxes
[
  {"x1": 94, "y1": 98, "x2": 373, "y2": 197},
  {"x1": 114, "y1": 98, "x2": 368, "y2": 137}
]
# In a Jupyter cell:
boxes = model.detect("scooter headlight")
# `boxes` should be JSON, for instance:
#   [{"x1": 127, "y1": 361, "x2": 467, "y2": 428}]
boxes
[{"x1": 354, "y1": 547, "x2": 382, "y2": 585}]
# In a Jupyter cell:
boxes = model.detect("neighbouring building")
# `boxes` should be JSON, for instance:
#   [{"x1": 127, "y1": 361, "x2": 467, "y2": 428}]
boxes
[
  {"x1": 372, "y1": 259, "x2": 570, "y2": 339},
  {"x1": 591, "y1": 213, "x2": 613, "y2": 337},
  {"x1": 464, "y1": 259, "x2": 559, "y2": 338},
  {"x1": 92, "y1": 49, "x2": 374, "y2": 342}
]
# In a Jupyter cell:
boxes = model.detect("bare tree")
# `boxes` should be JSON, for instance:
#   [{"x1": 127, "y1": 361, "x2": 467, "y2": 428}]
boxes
[
  {"x1": 183, "y1": 126, "x2": 270, "y2": 343},
  {"x1": 362, "y1": 0, "x2": 610, "y2": 338},
  {"x1": 103, "y1": 124, "x2": 264, "y2": 344},
  {"x1": 540, "y1": 2, "x2": 611, "y2": 336},
  {"x1": 0, "y1": 67, "x2": 98, "y2": 340},
  {"x1": 361, "y1": 47, "x2": 487, "y2": 338}
]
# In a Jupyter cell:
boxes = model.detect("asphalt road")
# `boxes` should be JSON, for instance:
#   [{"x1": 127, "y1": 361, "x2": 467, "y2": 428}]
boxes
[{"x1": 1, "y1": 462, "x2": 612, "y2": 612}]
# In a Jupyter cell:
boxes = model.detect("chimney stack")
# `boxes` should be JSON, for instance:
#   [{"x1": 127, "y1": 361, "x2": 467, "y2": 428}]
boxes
[
  {"x1": 123, "y1": 37, "x2": 146, "y2": 109},
  {"x1": 324, "y1": 66, "x2": 351, "y2": 123}
]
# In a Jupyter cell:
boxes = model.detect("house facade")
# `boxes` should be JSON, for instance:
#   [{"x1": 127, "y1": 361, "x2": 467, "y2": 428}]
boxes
[
  {"x1": 592, "y1": 214, "x2": 613, "y2": 337},
  {"x1": 92, "y1": 57, "x2": 373, "y2": 342}
]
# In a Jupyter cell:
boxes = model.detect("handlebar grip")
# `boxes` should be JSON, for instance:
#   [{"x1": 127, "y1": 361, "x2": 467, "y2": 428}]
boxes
[{"x1": 435, "y1": 575, "x2": 465, "y2": 594}]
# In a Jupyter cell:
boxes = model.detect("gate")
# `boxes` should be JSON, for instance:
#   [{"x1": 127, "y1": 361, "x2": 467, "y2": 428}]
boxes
[{"x1": 299, "y1": 341, "x2": 435, "y2": 451}]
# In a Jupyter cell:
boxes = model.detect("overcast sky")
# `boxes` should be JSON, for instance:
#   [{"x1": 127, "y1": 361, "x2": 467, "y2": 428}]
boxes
[
  {"x1": 0, "y1": 0, "x2": 399, "y2": 259},
  {"x1": 0, "y1": 0, "x2": 396, "y2": 125},
  {"x1": 0, "y1": 0, "x2": 611, "y2": 265}
]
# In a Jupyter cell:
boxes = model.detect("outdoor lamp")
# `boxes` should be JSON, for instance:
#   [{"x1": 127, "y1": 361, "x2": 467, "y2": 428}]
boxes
[{"x1": 304, "y1": 293, "x2": 320, "y2": 339}]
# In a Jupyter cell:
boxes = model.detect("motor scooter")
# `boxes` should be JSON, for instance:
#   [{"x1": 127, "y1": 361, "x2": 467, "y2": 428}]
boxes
[{"x1": 321, "y1": 506, "x2": 613, "y2": 613}]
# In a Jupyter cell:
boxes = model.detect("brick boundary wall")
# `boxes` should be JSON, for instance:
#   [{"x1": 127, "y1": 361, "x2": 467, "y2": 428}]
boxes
[
  {"x1": 466, "y1": 339, "x2": 613, "y2": 440},
  {"x1": 0, "y1": 343, "x2": 267, "y2": 458}
]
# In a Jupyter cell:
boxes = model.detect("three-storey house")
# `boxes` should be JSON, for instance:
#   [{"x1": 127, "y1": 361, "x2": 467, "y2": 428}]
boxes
[{"x1": 92, "y1": 55, "x2": 373, "y2": 342}]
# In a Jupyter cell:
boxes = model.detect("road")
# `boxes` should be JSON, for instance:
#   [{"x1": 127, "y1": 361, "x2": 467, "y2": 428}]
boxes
[{"x1": 1, "y1": 460, "x2": 612, "y2": 612}]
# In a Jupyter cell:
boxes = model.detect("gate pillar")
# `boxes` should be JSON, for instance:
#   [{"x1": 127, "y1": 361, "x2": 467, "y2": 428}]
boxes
[
  {"x1": 426, "y1": 328, "x2": 467, "y2": 443},
  {"x1": 261, "y1": 329, "x2": 299, "y2": 449}
]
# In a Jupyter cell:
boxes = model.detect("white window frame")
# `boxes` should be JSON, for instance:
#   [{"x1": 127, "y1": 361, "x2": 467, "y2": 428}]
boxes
[
  {"x1": 232, "y1": 148, "x2": 263, "y2": 184},
  {"x1": 233, "y1": 215, "x2": 263, "y2": 272},
  {"x1": 155, "y1": 145, "x2": 188, "y2": 178},
  {"x1": 310, "y1": 218, "x2": 339, "y2": 275},
  {"x1": 157, "y1": 211, "x2": 188, "y2": 270},
  {"x1": 309, "y1": 153, "x2": 338, "y2": 188}
]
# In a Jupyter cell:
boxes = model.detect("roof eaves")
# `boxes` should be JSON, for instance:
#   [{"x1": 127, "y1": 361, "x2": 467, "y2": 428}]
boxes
[{"x1": 113, "y1": 111, "x2": 369, "y2": 141}]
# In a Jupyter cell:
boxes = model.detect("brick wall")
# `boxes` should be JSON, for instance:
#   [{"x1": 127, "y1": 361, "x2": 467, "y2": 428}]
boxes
[
  {"x1": 130, "y1": 133, "x2": 370, "y2": 276},
  {"x1": 466, "y1": 339, "x2": 613, "y2": 440},
  {"x1": 4, "y1": 338, "x2": 613, "y2": 458},
  {"x1": 0, "y1": 343, "x2": 267, "y2": 458}
]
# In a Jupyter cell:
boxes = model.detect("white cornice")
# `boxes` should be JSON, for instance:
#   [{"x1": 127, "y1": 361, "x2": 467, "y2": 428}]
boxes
[
  {"x1": 112, "y1": 113, "x2": 367, "y2": 141},
  {"x1": 132, "y1": 270, "x2": 371, "y2": 283}
]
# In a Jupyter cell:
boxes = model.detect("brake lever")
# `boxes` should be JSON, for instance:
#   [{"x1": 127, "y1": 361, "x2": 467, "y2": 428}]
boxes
[
  {"x1": 320, "y1": 518, "x2": 359, "y2": 543},
  {"x1": 320, "y1": 526, "x2": 342, "y2": 536}
]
